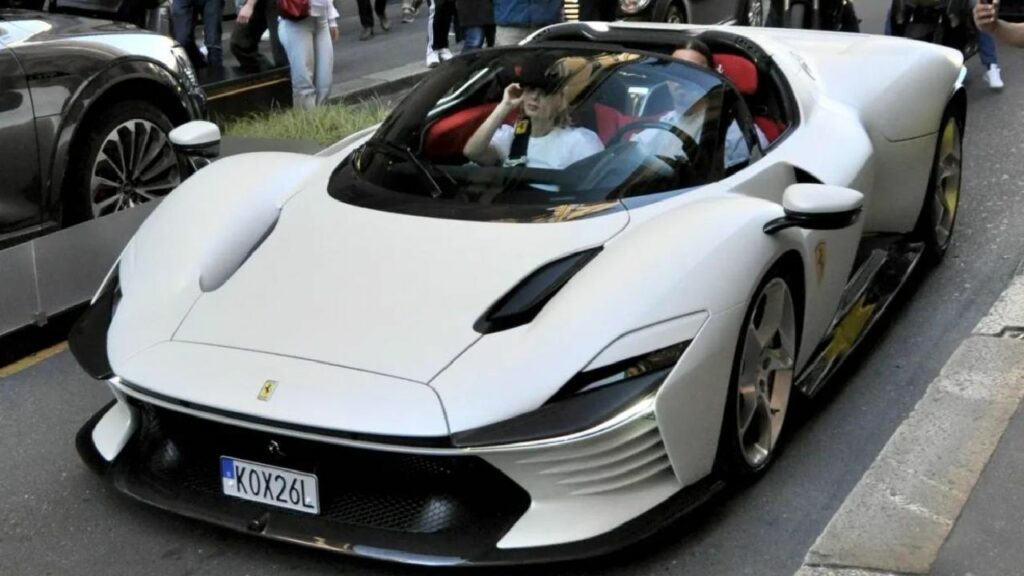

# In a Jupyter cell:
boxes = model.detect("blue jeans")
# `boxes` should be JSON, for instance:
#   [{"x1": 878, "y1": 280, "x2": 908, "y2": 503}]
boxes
[
  {"x1": 173, "y1": 0, "x2": 223, "y2": 68},
  {"x1": 462, "y1": 26, "x2": 485, "y2": 52},
  {"x1": 279, "y1": 15, "x2": 334, "y2": 109}
]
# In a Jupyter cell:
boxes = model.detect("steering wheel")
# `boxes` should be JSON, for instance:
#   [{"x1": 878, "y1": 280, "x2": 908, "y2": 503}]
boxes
[{"x1": 608, "y1": 120, "x2": 701, "y2": 164}]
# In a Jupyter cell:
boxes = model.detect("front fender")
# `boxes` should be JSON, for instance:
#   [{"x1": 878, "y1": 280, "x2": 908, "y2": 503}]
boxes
[{"x1": 46, "y1": 57, "x2": 205, "y2": 212}]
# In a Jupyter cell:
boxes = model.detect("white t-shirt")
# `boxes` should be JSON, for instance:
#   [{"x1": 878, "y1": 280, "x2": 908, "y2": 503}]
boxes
[
  {"x1": 490, "y1": 125, "x2": 605, "y2": 170},
  {"x1": 633, "y1": 110, "x2": 769, "y2": 169}
]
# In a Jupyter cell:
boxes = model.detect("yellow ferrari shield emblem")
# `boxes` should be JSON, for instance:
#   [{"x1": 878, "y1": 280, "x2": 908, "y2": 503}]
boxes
[
  {"x1": 514, "y1": 118, "x2": 530, "y2": 135},
  {"x1": 815, "y1": 241, "x2": 827, "y2": 284},
  {"x1": 258, "y1": 380, "x2": 278, "y2": 401}
]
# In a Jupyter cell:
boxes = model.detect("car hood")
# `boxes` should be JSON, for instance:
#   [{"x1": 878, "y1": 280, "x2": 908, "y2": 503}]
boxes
[{"x1": 109, "y1": 152, "x2": 629, "y2": 385}]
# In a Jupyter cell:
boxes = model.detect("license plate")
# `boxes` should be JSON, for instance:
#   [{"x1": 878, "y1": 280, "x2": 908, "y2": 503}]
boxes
[{"x1": 220, "y1": 456, "x2": 319, "y2": 514}]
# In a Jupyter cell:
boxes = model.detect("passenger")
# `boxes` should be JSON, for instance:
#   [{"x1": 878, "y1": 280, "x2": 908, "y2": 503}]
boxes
[
  {"x1": 633, "y1": 39, "x2": 768, "y2": 170},
  {"x1": 463, "y1": 59, "x2": 605, "y2": 170}
]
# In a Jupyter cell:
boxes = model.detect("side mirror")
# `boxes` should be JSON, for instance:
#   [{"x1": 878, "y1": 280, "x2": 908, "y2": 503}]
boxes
[
  {"x1": 170, "y1": 121, "x2": 221, "y2": 176},
  {"x1": 764, "y1": 184, "x2": 863, "y2": 235}
]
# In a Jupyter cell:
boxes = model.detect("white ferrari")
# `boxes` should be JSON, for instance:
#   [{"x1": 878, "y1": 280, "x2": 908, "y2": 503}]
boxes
[{"x1": 71, "y1": 22, "x2": 965, "y2": 565}]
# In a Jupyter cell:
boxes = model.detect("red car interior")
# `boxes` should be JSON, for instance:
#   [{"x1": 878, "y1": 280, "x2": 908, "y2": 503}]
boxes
[{"x1": 422, "y1": 52, "x2": 787, "y2": 161}]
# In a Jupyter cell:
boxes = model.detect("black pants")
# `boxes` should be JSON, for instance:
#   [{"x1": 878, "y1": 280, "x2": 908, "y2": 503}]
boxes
[
  {"x1": 230, "y1": 0, "x2": 288, "y2": 72},
  {"x1": 356, "y1": 0, "x2": 388, "y2": 28},
  {"x1": 579, "y1": 0, "x2": 617, "y2": 21},
  {"x1": 432, "y1": 0, "x2": 457, "y2": 50}
]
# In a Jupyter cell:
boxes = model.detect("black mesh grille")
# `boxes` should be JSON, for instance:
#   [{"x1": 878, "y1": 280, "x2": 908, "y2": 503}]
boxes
[{"x1": 116, "y1": 401, "x2": 530, "y2": 556}]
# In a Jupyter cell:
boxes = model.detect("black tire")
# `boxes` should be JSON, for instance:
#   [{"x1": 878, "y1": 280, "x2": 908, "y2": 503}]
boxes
[
  {"x1": 716, "y1": 260, "x2": 803, "y2": 479},
  {"x1": 914, "y1": 110, "x2": 963, "y2": 263},
  {"x1": 785, "y1": 1, "x2": 807, "y2": 28},
  {"x1": 64, "y1": 100, "x2": 182, "y2": 225}
]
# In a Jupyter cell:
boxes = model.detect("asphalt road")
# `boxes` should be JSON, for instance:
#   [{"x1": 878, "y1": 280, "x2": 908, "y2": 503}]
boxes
[{"x1": 6, "y1": 3, "x2": 1024, "y2": 575}]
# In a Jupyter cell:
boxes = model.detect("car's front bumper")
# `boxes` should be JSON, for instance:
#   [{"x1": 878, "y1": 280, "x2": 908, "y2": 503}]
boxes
[{"x1": 77, "y1": 383, "x2": 723, "y2": 565}]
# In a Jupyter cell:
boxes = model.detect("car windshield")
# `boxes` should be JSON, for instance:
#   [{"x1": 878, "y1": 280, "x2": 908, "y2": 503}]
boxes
[{"x1": 328, "y1": 46, "x2": 728, "y2": 221}]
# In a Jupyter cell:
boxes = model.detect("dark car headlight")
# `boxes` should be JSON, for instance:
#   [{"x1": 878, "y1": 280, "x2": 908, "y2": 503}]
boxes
[
  {"x1": 69, "y1": 267, "x2": 120, "y2": 380},
  {"x1": 451, "y1": 341, "x2": 689, "y2": 448}
]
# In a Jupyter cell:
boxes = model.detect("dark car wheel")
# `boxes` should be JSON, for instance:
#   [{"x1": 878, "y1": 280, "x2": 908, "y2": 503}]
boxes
[
  {"x1": 65, "y1": 100, "x2": 182, "y2": 224},
  {"x1": 738, "y1": 0, "x2": 772, "y2": 27},
  {"x1": 717, "y1": 263, "x2": 800, "y2": 479},
  {"x1": 915, "y1": 110, "x2": 963, "y2": 263}
]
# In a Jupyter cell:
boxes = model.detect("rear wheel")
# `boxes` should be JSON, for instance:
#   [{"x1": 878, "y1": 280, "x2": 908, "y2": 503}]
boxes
[
  {"x1": 717, "y1": 266, "x2": 800, "y2": 478},
  {"x1": 916, "y1": 111, "x2": 963, "y2": 262},
  {"x1": 64, "y1": 100, "x2": 182, "y2": 224}
]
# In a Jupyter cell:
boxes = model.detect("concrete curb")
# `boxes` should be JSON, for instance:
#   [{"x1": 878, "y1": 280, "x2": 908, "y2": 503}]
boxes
[
  {"x1": 795, "y1": 272, "x2": 1024, "y2": 575},
  {"x1": 329, "y1": 62, "x2": 429, "y2": 105}
]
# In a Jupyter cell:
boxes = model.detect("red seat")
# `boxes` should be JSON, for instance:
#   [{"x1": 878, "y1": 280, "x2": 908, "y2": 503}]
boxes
[
  {"x1": 423, "y1": 103, "x2": 517, "y2": 159},
  {"x1": 712, "y1": 52, "x2": 786, "y2": 144}
]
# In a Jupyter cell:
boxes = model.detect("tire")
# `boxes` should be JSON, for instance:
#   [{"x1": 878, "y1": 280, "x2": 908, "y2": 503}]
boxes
[
  {"x1": 914, "y1": 110, "x2": 963, "y2": 263},
  {"x1": 64, "y1": 100, "x2": 182, "y2": 225},
  {"x1": 716, "y1": 262, "x2": 801, "y2": 479},
  {"x1": 785, "y1": 1, "x2": 807, "y2": 28}
]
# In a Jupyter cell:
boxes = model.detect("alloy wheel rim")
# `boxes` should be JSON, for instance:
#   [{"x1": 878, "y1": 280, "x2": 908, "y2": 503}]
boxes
[
  {"x1": 748, "y1": 0, "x2": 768, "y2": 26},
  {"x1": 931, "y1": 118, "x2": 961, "y2": 250},
  {"x1": 667, "y1": 6, "x2": 685, "y2": 23},
  {"x1": 736, "y1": 277, "x2": 796, "y2": 469},
  {"x1": 90, "y1": 119, "x2": 180, "y2": 219}
]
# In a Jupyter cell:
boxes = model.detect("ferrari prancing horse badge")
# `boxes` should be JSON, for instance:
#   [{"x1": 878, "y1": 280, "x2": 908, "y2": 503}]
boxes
[
  {"x1": 258, "y1": 380, "x2": 278, "y2": 401},
  {"x1": 815, "y1": 241, "x2": 827, "y2": 284}
]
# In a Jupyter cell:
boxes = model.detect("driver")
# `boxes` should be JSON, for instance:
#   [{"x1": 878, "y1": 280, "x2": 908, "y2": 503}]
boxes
[
  {"x1": 633, "y1": 39, "x2": 768, "y2": 170},
  {"x1": 462, "y1": 56, "x2": 605, "y2": 170}
]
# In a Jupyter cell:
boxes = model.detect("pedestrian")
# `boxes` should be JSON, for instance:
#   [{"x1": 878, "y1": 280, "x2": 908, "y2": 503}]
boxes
[
  {"x1": 578, "y1": 0, "x2": 615, "y2": 21},
  {"x1": 978, "y1": 30, "x2": 1004, "y2": 89},
  {"x1": 976, "y1": 0, "x2": 1024, "y2": 47},
  {"x1": 402, "y1": 0, "x2": 424, "y2": 23},
  {"x1": 230, "y1": 0, "x2": 288, "y2": 72},
  {"x1": 492, "y1": 0, "x2": 563, "y2": 46},
  {"x1": 426, "y1": 0, "x2": 457, "y2": 67},
  {"x1": 356, "y1": 0, "x2": 390, "y2": 40},
  {"x1": 279, "y1": 0, "x2": 340, "y2": 109},
  {"x1": 172, "y1": 0, "x2": 225, "y2": 69},
  {"x1": 456, "y1": 0, "x2": 494, "y2": 52}
]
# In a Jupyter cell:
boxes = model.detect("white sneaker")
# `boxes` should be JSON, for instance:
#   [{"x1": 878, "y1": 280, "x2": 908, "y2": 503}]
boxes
[
  {"x1": 439, "y1": 48, "x2": 454, "y2": 61},
  {"x1": 985, "y1": 64, "x2": 1004, "y2": 90},
  {"x1": 426, "y1": 51, "x2": 440, "y2": 68}
]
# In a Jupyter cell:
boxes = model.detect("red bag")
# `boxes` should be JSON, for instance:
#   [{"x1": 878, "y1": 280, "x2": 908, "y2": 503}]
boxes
[{"x1": 277, "y1": 0, "x2": 310, "y2": 21}]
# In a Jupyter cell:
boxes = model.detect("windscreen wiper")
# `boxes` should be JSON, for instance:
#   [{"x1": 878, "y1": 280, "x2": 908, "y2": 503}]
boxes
[{"x1": 360, "y1": 140, "x2": 453, "y2": 199}]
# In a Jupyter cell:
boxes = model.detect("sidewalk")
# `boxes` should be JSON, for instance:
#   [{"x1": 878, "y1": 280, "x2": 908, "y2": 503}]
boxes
[
  {"x1": 795, "y1": 268, "x2": 1024, "y2": 576},
  {"x1": 205, "y1": 0, "x2": 432, "y2": 104}
]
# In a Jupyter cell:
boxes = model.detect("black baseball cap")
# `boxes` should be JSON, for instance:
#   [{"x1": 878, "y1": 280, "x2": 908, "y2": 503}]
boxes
[{"x1": 506, "y1": 53, "x2": 563, "y2": 94}]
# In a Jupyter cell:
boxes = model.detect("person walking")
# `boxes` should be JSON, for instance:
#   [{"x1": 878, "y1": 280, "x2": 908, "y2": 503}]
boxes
[
  {"x1": 356, "y1": 0, "x2": 390, "y2": 40},
  {"x1": 426, "y1": 0, "x2": 457, "y2": 66},
  {"x1": 978, "y1": 30, "x2": 1004, "y2": 89},
  {"x1": 456, "y1": 0, "x2": 494, "y2": 52},
  {"x1": 279, "y1": 0, "x2": 340, "y2": 109},
  {"x1": 493, "y1": 0, "x2": 563, "y2": 46},
  {"x1": 402, "y1": 0, "x2": 424, "y2": 22},
  {"x1": 230, "y1": 0, "x2": 288, "y2": 72},
  {"x1": 172, "y1": 0, "x2": 225, "y2": 69}
]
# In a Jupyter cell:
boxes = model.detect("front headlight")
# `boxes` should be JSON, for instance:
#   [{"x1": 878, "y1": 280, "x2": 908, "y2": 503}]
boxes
[
  {"x1": 451, "y1": 342, "x2": 690, "y2": 448},
  {"x1": 620, "y1": 0, "x2": 653, "y2": 15}
]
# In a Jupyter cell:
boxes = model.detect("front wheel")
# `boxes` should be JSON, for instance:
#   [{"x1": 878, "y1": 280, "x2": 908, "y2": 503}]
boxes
[
  {"x1": 915, "y1": 111, "x2": 963, "y2": 262},
  {"x1": 64, "y1": 100, "x2": 183, "y2": 224},
  {"x1": 717, "y1": 266, "x2": 800, "y2": 478}
]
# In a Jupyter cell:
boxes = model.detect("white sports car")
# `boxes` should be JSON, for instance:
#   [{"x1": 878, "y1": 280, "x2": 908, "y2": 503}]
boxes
[{"x1": 70, "y1": 22, "x2": 965, "y2": 565}]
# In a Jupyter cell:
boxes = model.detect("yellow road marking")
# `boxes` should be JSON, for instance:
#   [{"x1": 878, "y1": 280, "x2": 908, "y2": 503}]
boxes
[{"x1": 0, "y1": 342, "x2": 69, "y2": 379}]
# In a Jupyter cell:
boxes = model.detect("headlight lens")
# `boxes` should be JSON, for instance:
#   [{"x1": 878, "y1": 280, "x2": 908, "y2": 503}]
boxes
[{"x1": 620, "y1": 0, "x2": 653, "y2": 15}]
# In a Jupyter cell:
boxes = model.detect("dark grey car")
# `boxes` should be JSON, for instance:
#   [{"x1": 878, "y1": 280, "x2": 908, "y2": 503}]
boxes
[{"x1": 1, "y1": 4, "x2": 205, "y2": 336}]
